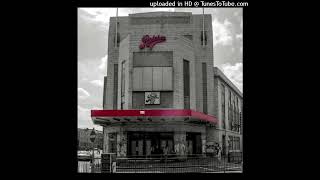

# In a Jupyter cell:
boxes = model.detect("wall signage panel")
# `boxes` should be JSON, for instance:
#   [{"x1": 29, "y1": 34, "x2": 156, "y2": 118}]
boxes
[{"x1": 145, "y1": 92, "x2": 160, "y2": 104}]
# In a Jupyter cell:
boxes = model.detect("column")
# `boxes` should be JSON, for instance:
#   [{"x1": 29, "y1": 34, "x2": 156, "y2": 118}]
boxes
[
  {"x1": 173, "y1": 131, "x2": 186, "y2": 156},
  {"x1": 104, "y1": 128, "x2": 109, "y2": 154},
  {"x1": 117, "y1": 131, "x2": 127, "y2": 157},
  {"x1": 201, "y1": 133, "x2": 206, "y2": 154}
]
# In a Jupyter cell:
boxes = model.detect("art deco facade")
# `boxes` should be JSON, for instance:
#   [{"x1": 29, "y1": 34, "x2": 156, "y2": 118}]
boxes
[{"x1": 91, "y1": 12, "x2": 242, "y2": 157}]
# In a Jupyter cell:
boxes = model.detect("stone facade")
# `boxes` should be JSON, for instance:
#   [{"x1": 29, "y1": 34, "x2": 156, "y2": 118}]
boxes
[
  {"x1": 98, "y1": 12, "x2": 242, "y2": 157},
  {"x1": 213, "y1": 67, "x2": 243, "y2": 154},
  {"x1": 104, "y1": 12, "x2": 214, "y2": 114}
]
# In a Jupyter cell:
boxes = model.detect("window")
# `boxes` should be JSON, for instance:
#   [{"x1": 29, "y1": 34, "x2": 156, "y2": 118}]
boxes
[
  {"x1": 132, "y1": 67, "x2": 173, "y2": 91},
  {"x1": 121, "y1": 61, "x2": 126, "y2": 109},
  {"x1": 241, "y1": 102, "x2": 243, "y2": 134},
  {"x1": 114, "y1": 33, "x2": 120, "y2": 47},
  {"x1": 103, "y1": 76, "x2": 107, "y2": 109},
  {"x1": 183, "y1": 35, "x2": 193, "y2": 41},
  {"x1": 183, "y1": 60, "x2": 190, "y2": 109},
  {"x1": 240, "y1": 112, "x2": 242, "y2": 134},
  {"x1": 113, "y1": 64, "x2": 118, "y2": 110},
  {"x1": 221, "y1": 84, "x2": 225, "y2": 129},
  {"x1": 233, "y1": 96, "x2": 236, "y2": 132},
  {"x1": 202, "y1": 63, "x2": 207, "y2": 114},
  {"x1": 228, "y1": 136, "x2": 233, "y2": 150},
  {"x1": 228, "y1": 136, "x2": 240, "y2": 151},
  {"x1": 236, "y1": 98, "x2": 240, "y2": 133},
  {"x1": 228, "y1": 91, "x2": 232, "y2": 130},
  {"x1": 201, "y1": 31, "x2": 207, "y2": 46},
  {"x1": 234, "y1": 137, "x2": 240, "y2": 150}
]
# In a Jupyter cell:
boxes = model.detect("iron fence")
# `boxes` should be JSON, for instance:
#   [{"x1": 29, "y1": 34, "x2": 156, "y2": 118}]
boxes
[
  {"x1": 78, "y1": 158, "x2": 101, "y2": 173},
  {"x1": 78, "y1": 153, "x2": 242, "y2": 173}
]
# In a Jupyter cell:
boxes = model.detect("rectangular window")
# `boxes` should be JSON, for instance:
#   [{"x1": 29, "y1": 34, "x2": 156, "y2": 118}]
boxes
[
  {"x1": 133, "y1": 68, "x2": 143, "y2": 91},
  {"x1": 113, "y1": 64, "x2": 118, "y2": 110},
  {"x1": 236, "y1": 98, "x2": 239, "y2": 133},
  {"x1": 142, "y1": 67, "x2": 153, "y2": 90},
  {"x1": 222, "y1": 135, "x2": 226, "y2": 155},
  {"x1": 114, "y1": 32, "x2": 120, "y2": 47},
  {"x1": 234, "y1": 137, "x2": 239, "y2": 150},
  {"x1": 240, "y1": 102, "x2": 243, "y2": 134},
  {"x1": 240, "y1": 112, "x2": 242, "y2": 134},
  {"x1": 162, "y1": 67, "x2": 173, "y2": 90},
  {"x1": 132, "y1": 67, "x2": 173, "y2": 91},
  {"x1": 183, "y1": 35, "x2": 193, "y2": 41},
  {"x1": 202, "y1": 63, "x2": 207, "y2": 114},
  {"x1": 234, "y1": 97, "x2": 236, "y2": 131},
  {"x1": 103, "y1": 76, "x2": 107, "y2": 109},
  {"x1": 229, "y1": 136, "x2": 233, "y2": 150},
  {"x1": 221, "y1": 84, "x2": 225, "y2": 129},
  {"x1": 121, "y1": 61, "x2": 126, "y2": 109},
  {"x1": 183, "y1": 60, "x2": 190, "y2": 109},
  {"x1": 201, "y1": 31, "x2": 207, "y2": 46},
  {"x1": 152, "y1": 67, "x2": 163, "y2": 90},
  {"x1": 228, "y1": 91, "x2": 232, "y2": 130}
]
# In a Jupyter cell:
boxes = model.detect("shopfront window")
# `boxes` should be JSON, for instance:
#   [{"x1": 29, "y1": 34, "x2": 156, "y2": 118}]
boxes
[
  {"x1": 127, "y1": 132, "x2": 174, "y2": 157},
  {"x1": 186, "y1": 132, "x2": 202, "y2": 155}
]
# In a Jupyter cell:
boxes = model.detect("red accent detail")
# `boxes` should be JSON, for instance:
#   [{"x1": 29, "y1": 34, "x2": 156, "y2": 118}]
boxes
[
  {"x1": 191, "y1": 110, "x2": 217, "y2": 123},
  {"x1": 139, "y1": 35, "x2": 166, "y2": 49},
  {"x1": 91, "y1": 109, "x2": 218, "y2": 124},
  {"x1": 139, "y1": 42, "x2": 145, "y2": 49}
]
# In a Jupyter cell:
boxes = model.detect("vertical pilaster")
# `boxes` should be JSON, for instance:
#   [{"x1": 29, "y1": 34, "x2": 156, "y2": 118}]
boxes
[
  {"x1": 173, "y1": 131, "x2": 186, "y2": 156},
  {"x1": 201, "y1": 133, "x2": 206, "y2": 154},
  {"x1": 117, "y1": 130, "x2": 127, "y2": 157}
]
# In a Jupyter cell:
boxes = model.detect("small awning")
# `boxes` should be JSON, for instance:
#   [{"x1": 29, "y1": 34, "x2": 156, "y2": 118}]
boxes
[{"x1": 91, "y1": 109, "x2": 218, "y2": 125}]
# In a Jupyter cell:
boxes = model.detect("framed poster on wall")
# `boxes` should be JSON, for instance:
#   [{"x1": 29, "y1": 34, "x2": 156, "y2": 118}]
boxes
[{"x1": 145, "y1": 92, "x2": 160, "y2": 104}]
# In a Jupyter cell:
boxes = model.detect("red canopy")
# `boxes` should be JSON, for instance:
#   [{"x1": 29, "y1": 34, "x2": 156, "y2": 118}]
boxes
[{"x1": 91, "y1": 109, "x2": 218, "y2": 124}]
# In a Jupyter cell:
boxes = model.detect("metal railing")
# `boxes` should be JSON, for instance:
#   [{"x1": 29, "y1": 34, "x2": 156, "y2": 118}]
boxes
[
  {"x1": 78, "y1": 158, "x2": 101, "y2": 173},
  {"x1": 116, "y1": 154, "x2": 242, "y2": 173},
  {"x1": 78, "y1": 153, "x2": 242, "y2": 173}
]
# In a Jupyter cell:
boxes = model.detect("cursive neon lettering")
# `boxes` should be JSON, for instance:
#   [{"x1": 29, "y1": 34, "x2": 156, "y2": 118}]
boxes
[{"x1": 139, "y1": 35, "x2": 166, "y2": 49}]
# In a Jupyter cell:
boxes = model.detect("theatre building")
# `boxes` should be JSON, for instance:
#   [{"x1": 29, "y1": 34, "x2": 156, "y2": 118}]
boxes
[{"x1": 91, "y1": 12, "x2": 242, "y2": 157}]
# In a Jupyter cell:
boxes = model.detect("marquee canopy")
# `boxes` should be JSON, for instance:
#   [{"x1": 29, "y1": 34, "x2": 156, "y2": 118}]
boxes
[{"x1": 91, "y1": 109, "x2": 218, "y2": 125}]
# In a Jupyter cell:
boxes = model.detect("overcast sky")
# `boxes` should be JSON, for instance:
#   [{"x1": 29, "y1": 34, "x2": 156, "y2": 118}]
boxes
[{"x1": 78, "y1": 8, "x2": 243, "y2": 130}]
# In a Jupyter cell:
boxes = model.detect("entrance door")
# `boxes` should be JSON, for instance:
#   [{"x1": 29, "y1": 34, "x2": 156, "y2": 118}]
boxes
[
  {"x1": 195, "y1": 134, "x2": 202, "y2": 154},
  {"x1": 138, "y1": 140, "x2": 143, "y2": 156},
  {"x1": 128, "y1": 132, "x2": 173, "y2": 156},
  {"x1": 222, "y1": 135, "x2": 226, "y2": 156},
  {"x1": 131, "y1": 140, "x2": 136, "y2": 156},
  {"x1": 146, "y1": 140, "x2": 151, "y2": 156},
  {"x1": 186, "y1": 132, "x2": 202, "y2": 155},
  {"x1": 187, "y1": 140, "x2": 193, "y2": 154}
]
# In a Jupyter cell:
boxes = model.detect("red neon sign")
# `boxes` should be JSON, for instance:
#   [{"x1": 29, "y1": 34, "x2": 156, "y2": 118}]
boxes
[{"x1": 139, "y1": 35, "x2": 166, "y2": 49}]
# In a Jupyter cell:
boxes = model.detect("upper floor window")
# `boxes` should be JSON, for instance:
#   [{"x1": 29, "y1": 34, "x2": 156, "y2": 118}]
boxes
[
  {"x1": 221, "y1": 84, "x2": 225, "y2": 129},
  {"x1": 201, "y1": 31, "x2": 207, "y2": 46},
  {"x1": 114, "y1": 33, "x2": 120, "y2": 47},
  {"x1": 121, "y1": 61, "x2": 126, "y2": 109}
]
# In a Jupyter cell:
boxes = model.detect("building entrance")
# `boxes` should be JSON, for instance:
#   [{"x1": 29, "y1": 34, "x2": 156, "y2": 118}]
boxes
[
  {"x1": 186, "y1": 132, "x2": 202, "y2": 155},
  {"x1": 127, "y1": 132, "x2": 174, "y2": 157}
]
